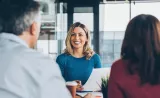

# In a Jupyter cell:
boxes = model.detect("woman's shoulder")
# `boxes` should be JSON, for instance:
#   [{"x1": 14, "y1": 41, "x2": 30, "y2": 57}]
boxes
[
  {"x1": 91, "y1": 53, "x2": 100, "y2": 59},
  {"x1": 111, "y1": 59, "x2": 128, "y2": 73},
  {"x1": 92, "y1": 53, "x2": 99, "y2": 57},
  {"x1": 112, "y1": 59, "x2": 125, "y2": 67},
  {"x1": 58, "y1": 53, "x2": 70, "y2": 57},
  {"x1": 56, "y1": 53, "x2": 70, "y2": 60}
]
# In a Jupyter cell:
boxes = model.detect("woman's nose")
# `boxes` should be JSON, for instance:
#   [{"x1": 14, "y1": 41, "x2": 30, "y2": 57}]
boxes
[{"x1": 75, "y1": 34, "x2": 79, "y2": 39}]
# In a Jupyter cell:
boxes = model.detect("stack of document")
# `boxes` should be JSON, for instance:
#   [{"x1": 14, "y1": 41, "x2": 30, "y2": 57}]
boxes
[
  {"x1": 76, "y1": 68, "x2": 110, "y2": 97},
  {"x1": 82, "y1": 68, "x2": 110, "y2": 91}
]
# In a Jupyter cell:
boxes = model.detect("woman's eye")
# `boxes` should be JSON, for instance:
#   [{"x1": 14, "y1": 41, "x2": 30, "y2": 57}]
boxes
[
  {"x1": 79, "y1": 34, "x2": 83, "y2": 36},
  {"x1": 71, "y1": 33, "x2": 75, "y2": 36}
]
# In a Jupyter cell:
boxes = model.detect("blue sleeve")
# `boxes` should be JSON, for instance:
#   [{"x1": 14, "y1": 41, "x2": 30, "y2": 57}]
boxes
[
  {"x1": 94, "y1": 54, "x2": 102, "y2": 68},
  {"x1": 56, "y1": 55, "x2": 65, "y2": 77}
]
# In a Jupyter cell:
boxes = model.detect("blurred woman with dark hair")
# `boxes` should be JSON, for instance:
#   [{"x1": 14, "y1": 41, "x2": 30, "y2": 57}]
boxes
[{"x1": 108, "y1": 14, "x2": 160, "y2": 98}]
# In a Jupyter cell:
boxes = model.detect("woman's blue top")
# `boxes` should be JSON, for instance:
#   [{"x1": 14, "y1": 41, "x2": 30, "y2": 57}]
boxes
[{"x1": 56, "y1": 53, "x2": 102, "y2": 85}]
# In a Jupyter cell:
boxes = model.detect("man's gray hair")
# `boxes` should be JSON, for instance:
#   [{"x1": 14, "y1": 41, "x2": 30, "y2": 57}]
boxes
[{"x1": 0, "y1": 0, "x2": 40, "y2": 35}]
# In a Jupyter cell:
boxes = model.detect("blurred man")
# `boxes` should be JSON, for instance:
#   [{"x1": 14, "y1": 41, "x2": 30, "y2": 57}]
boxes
[{"x1": 0, "y1": 0, "x2": 71, "y2": 98}]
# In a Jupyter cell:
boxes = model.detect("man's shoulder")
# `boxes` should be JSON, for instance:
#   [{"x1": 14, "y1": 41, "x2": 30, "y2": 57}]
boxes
[
  {"x1": 15, "y1": 45, "x2": 44, "y2": 58},
  {"x1": 13, "y1": 45, "x2": 60, "y2": 75},
  {"x1": 12, "y1": 45, "x2": 56, "y2": 66}
]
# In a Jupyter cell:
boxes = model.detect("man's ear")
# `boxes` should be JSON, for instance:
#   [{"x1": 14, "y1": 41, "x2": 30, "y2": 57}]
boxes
[{"x1": 30, "y1": 22, "x2": 37, "y2": 36}]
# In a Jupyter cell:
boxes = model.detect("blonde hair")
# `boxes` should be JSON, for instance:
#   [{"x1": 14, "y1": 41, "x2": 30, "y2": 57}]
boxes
[{"x1": 64, "y1": 22, "x2": 94, "y2": 60}]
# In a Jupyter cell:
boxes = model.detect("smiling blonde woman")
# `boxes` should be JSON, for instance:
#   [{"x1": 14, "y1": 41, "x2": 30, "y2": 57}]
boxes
[
  {"x1": 65, "y1": 22, "x2": 93, "y2": 60},
  {"x1": 56, "y1": 22, "x2": 102, "y2": 88}
]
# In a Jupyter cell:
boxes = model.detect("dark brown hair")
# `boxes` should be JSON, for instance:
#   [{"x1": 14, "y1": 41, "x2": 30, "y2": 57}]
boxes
[{"x1": 121, "y1": 14, "x2": 160, "y2": 85}]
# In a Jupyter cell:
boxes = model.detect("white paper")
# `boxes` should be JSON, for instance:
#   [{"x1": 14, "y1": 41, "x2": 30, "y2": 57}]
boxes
[
  {"x1": 76, "y1": 92, "x2": 103, "y2": 98},
  {"x1": 76, "y1": 92, "x2": 88, "y2": 97},
  {"x1": 82, "y1": 68, "x2": 110, "y2": 91}
]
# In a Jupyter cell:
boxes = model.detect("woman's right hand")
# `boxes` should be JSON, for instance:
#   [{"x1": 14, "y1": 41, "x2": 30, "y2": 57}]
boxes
[{"x1": 75, "y1": 80, "x2": 84, "y2": 91}]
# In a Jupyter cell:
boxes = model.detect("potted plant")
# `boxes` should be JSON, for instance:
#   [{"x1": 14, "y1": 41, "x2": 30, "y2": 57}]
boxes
[{"x1": 101, "y1": 76, "x2": 109, "y2": 98}]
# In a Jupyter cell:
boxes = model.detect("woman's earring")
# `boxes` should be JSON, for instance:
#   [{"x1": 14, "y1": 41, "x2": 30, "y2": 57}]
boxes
[{"x1": 86, "y1": 40, "x2": 88, "y2": 44}]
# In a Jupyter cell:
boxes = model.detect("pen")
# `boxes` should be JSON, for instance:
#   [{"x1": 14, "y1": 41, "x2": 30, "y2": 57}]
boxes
[
  {"x1": 77, "y1": 90, "x2": 101, "y2": 93},
  {"x1": 77, "y1": 91, "x2": 93, "y2": 93}
]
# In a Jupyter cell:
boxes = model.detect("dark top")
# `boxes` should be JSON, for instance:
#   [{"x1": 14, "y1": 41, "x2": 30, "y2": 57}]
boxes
[{"x1": 108, "y1": 59, "x2": 160, "y2": 98}]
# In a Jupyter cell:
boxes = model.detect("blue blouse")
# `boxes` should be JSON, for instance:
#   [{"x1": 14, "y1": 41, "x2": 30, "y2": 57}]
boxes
[{"x1": 56, "y1": 53, "x2": 102, "y2": 85}]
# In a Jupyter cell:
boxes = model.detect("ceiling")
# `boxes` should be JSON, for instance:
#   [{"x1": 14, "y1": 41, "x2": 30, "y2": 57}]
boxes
[{"x1": 55, "y1": 0, "x2": 145, "y2": 3}]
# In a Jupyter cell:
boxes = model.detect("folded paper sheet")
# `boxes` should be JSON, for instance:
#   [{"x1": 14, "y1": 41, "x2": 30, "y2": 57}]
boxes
[{"x1": 76, "y1": 92, "x2": 103, "y2": 98}]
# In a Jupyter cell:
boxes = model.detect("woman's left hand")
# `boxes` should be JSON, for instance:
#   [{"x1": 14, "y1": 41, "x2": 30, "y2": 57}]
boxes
[{"x1": 83, "y1": 93, "x2": 93, "y2": 98}]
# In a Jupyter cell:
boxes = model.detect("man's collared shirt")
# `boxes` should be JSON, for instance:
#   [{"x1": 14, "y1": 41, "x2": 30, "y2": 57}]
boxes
[{"x1": 0, "y1": 33, "x2": 71, "y2": 98}]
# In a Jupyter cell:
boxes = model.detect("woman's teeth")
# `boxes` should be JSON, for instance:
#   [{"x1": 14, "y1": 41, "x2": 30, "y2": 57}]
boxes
[{"x1": 74, "y1": 41, "x2": 80, "y2": 44}]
